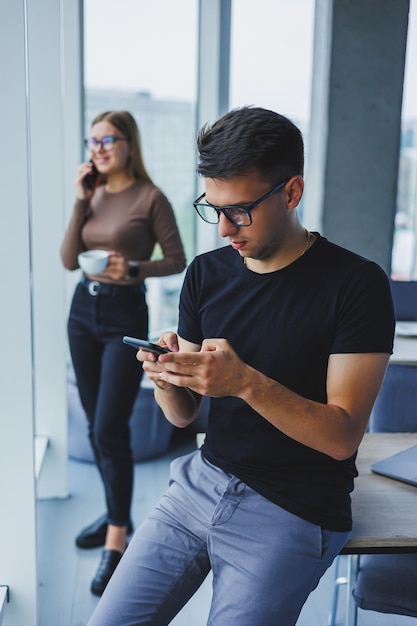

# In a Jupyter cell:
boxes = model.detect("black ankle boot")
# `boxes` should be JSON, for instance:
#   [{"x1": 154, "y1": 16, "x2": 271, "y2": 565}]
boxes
[
  {"x1": 91, "y1": 549, "x2": 123, "y2": 597},
  {"x1": 76, "y1": 514, "x2": 134, "y2": 549}
]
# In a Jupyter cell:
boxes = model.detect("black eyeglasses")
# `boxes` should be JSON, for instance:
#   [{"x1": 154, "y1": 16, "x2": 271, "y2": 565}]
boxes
[
  {"x1": 84, "y1": 136, "x2": 128, "y2": 152},
  {"x1": 193, "y1": 179, "x2": 289, "y2": 227}
]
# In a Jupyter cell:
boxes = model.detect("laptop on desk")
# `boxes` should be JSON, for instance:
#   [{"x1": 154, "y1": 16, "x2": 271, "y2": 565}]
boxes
[{"x1": 371, "y1": 443, "x2": 417, "y2": 487}]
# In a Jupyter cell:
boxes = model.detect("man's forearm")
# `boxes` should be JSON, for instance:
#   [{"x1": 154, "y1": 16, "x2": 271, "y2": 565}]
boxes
[{"x1": 154, "y1": 384, "x2": 201, "y2": 428}]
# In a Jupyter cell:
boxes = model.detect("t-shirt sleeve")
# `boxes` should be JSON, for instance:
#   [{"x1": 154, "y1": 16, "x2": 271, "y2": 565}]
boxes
[
  {"x1": 178, "y1": 259, "x2": 204, "y2": 344},
  {"x1": 331, "y1": 261, "x2": 395, "y2": 354}
]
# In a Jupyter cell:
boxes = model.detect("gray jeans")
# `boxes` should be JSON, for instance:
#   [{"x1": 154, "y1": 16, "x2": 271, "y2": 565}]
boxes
[{"x1": 88, "y1": 450, "x2": 349, "y2": 626}]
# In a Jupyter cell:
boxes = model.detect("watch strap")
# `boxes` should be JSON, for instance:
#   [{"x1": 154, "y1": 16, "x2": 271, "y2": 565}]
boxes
[{"x1": 127, "y1": 261, "x2": 140, "y2": 279}]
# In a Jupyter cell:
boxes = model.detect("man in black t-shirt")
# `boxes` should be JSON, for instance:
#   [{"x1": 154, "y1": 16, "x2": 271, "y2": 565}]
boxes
[{"x1": 89, "y1": 107, "x2": 395, "y2": 626}]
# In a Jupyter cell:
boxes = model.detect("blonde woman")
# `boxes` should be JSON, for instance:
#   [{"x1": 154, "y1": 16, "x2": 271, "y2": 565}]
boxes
[{"x1": 61, "y1": 110, "x2": 186, "y2": 596}]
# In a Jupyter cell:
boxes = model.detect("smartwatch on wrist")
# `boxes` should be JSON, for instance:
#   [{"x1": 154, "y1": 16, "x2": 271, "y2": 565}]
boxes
[{"x1": 127, "y1": 261, "x2": 140, "y2": 279}]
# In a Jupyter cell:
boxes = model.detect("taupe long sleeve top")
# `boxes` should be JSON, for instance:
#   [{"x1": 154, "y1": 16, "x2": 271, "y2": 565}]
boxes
[{"x1": 61, "y1": 181, "x2": 186, "y2": 284}]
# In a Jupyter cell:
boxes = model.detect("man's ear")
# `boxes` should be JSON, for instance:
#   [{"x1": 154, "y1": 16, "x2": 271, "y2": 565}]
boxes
[{"x1": 286, "y1": 176, "x2": 304, "y2": 209}]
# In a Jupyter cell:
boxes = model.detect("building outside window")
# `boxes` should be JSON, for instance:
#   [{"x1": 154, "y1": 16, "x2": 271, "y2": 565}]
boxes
[{"x1": 83, "y1": 0, "x2": 197, "y2": 333}]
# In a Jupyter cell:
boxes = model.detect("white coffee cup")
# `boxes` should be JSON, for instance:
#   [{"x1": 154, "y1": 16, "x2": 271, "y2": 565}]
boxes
[{"x1": 78, "y1": 250, "x2": 109, "y2": 275}]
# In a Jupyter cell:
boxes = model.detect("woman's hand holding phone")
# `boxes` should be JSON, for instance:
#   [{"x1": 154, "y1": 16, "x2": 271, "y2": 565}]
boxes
[
  {"x1": 83, "y1": 159, "x2": 99, "y2": 190},
  {"x1": 75, "y1": 161, "x2": 98, "y2": 200}
]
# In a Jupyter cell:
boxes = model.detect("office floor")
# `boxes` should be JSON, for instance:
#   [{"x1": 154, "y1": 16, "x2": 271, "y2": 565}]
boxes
[{"x1": 37, "y1": 431, "x2": 416, "y2": 626}]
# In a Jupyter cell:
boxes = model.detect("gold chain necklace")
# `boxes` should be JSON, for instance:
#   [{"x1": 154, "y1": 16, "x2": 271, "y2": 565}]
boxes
[
  {"x1": 301, "y1": 228, "x2": 311, "y2": 257},
  {"x1": 243, "y1": 229, "x2": 311, "y2": 266}
]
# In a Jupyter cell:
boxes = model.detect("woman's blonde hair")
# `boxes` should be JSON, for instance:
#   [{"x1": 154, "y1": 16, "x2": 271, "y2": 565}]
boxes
[{"x1": 92, "y1": 110, "x2": 153, "y2": 184}]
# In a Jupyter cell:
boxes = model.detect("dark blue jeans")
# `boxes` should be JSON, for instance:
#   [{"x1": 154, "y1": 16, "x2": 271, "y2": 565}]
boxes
[{"x1": 68, "y1": 279, "x2": 148, "y2": 526}]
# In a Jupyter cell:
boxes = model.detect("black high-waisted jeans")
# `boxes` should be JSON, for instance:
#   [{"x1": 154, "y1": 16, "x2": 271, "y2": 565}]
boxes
[{"x1": 68, "y1": 278, "x2": 148, "y2": 525}]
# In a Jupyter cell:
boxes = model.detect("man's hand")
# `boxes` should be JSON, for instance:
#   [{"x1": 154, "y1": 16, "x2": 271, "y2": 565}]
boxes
[
  {"x1": 138, "y1": 332, "x2": 180, "y2": 390},
  {"x1": 152, "y1": 337, "x2": 249, "y2": 398}
]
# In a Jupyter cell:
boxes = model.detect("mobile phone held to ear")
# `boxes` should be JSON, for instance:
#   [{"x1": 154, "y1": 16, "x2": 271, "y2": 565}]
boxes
[
  {"x1": 122, "y1": 336, "x2": 171, "y2": 355},
  {"x1": 83, "y1": 160, "x2": 99, "y2": 190}
]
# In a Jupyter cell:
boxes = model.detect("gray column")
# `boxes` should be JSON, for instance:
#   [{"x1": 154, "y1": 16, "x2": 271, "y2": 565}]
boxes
[
  {"x1": 196, "y1": 0, "x2": 232, "y2": 253},
  {"x1": 304, "y1": 0, "x2": 410, "y2": 273}
]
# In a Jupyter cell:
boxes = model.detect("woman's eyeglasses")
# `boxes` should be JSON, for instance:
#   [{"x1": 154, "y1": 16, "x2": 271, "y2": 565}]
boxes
[{"x1": 84, "y1": 136, "x2": 128, "y2": 152}]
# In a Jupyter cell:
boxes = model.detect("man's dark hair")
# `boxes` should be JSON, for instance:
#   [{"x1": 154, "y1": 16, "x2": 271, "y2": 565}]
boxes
[{"x1": 197, "y1": 106, "x2": 304, "y2": 183}]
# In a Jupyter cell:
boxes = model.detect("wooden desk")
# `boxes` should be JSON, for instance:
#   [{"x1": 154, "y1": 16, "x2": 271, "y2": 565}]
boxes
[
  {"x1": 334, "y1": 433, "x2": 417, "y2": 626},
  {"x1": 344, "y1": 432, "x2": 417, "y2": 554}
]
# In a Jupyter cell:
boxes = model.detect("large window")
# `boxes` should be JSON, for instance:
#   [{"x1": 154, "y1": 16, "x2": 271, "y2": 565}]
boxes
[
  {"x1": 391, "y1": 1, "x2": 417, "y2": 280},
  {"x1": 83, "y1": 0, "x2": 198, "y2": 332},
  {"x1": 230, "y1": 0, "x2": 314, "y2": 128},
  {"x1": 229, "y1": 0, "x2": 314, "y2": 219},
  {"x1": 83, "y1": 0, "x2": 316, "y2": 332}
]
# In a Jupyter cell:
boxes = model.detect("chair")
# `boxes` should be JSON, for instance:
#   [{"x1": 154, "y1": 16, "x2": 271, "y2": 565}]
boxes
[
  {"x1": 389, "y1": 279, "x2": 417, "y2": 321},
  {"x1": 369, "y1": 362, "x2": 417, "y2": 432},
  {"x1": 353, "y1": 554, "x2": 417, "y2": 618},
  {"x1": 328, "y1": 279, "x2": 417, "y2": 625}
]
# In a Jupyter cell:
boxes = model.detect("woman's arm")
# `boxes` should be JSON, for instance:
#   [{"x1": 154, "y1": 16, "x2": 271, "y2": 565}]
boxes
[
  {"x1": 60, "y1": 199, "x2": 90, "y2": 269},
  {"x1": 133, "y1": 190, "x2": 186, "y2": 280},
  {"x1": 61, "y1": 163, "x2": 95, "y2": 269}
]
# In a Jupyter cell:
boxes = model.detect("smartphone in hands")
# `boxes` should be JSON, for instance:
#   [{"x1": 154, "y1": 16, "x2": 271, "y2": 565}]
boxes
[
  {"x1": 83, "y1": 160, "x2": 99, "y2": 190},
  {"x1": 122, "y1": 336, "x2": 170, "y2": 355}
]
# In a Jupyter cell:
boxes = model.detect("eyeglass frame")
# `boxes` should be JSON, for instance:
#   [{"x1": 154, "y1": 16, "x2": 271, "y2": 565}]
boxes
[
  {"x1": 84, "y1": 135, "x2": 129, "y2": 152},
  {"x1": 193, "y1": 179, "x2": 289, "y2": 227}
]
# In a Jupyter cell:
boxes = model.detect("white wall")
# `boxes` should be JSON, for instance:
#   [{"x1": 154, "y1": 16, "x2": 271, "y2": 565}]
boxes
[
  {"x1": 0, "y1": 0, "x2": 37, "y2": 621},
  {"x1": 0, "y1": 0, "x2": 83, "y2": 623}
]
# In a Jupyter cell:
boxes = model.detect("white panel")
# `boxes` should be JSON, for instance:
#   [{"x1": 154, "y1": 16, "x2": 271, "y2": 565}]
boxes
[
  {"x1": 0, "y1": 0, "x2": 83, "y2": 621},
  {"x1": 0, "y1": 1, "x2": 38, "y2": 624},
  {"x1": 27, "y1": 0, "x2": 83, "y2": 498},
  {"x1": 26, "y1": 0, "x2": 68, "y2": 500}
]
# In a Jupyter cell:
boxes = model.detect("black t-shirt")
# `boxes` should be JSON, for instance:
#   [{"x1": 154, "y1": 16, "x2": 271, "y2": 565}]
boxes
[{"x1": 178, "y1": 235, "x2": 395, "y2": 531}]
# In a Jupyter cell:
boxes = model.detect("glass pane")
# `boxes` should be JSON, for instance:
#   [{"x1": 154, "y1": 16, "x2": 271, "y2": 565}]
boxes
[
  {"x1": 230, "y1": 0, "x2": 314, "y2": 137},
  {"x1": 229, "y1": 0, "x2": 314, "y2": 217},
  {"x1": 391, "y1": 1, "x2": 417, "y2": 280},
  {"x1": 83, "y1": 0, "x2": 197, "y2": 333}
]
